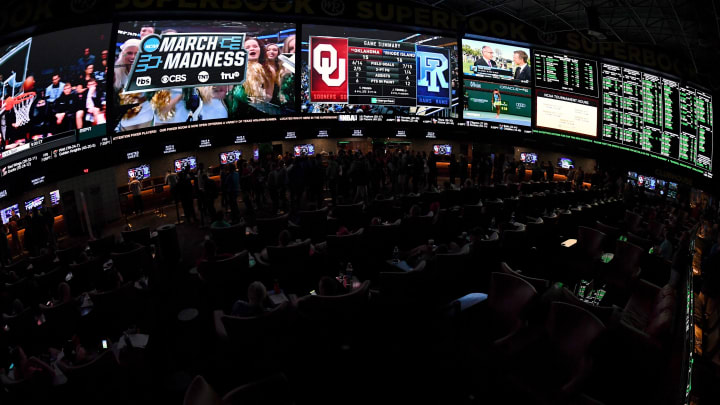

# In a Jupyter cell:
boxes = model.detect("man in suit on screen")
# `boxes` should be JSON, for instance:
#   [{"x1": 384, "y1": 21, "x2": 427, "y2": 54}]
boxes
[
  {"x1": 473, "y1": 46, "x2": 497, "y2": 68},
  {"x1": 512, "y1": 50, "x2": 531, "y2": 83}
]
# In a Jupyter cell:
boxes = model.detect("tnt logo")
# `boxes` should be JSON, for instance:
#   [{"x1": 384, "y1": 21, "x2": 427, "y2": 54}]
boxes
[
  {"x1": 417, "y1": 51, "x2": 449, "y2": 93},
  {"x1": 221, "y1": 71, "x2": 241, "y2": 80},
  {"x1": 135, "y1": 76, "x2": 151, "y2": 86},
  {"x1": 198, "y1": 71, "x2": 209, "y2": 83}
]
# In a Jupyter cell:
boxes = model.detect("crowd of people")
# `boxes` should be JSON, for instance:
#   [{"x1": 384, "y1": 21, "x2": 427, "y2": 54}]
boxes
[{"x1": 0, "y1": 204, "x2": 56, "y2": 263}]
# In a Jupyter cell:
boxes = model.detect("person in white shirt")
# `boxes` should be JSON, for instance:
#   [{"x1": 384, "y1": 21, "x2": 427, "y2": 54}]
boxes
[{"x1": 45, "y1": 75, "x2": 64, "y2": 103}]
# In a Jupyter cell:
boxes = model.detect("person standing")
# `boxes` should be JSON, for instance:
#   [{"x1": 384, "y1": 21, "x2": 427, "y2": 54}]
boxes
[
  {"x1": 129, "y1": 176, "x2": 143, "y2": 215},
  {"x1": 448, "y1": 154, "x2": 458, "y2": 186},
  {"x1": 459, "y1": 154, "x2": 468, "y2": 185},
  {"x1": 8, "y1": 211, "x2": 21, "y2": 255},
  {"x1": 178, "y1": 172, "x2": 197, "y2": 224},
  {"x1": 326, "y1": 153, "x2": 340, "y2": 206},
  {"x1": 545, "y1": 160, "x2": 555, "y2": 182},
  {"x1": 0, "y1": 224, "x2": 10, "y2": 266}
]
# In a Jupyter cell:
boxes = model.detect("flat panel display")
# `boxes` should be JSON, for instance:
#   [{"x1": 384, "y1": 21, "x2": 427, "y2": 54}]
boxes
[
  {"x1": 113, "y1": 20, "x2": 296, "y2": 133},
  {"x1": 0, "y1": 204, "x2": 19, "y2": 224},
  {"x1": 0, "y1": 24, "x2": 111, "y2": 162},
  {"x1": 462, "y1": 39, "x2": 532, "y2": 85},
  {"x1": 174, "y1": 156, "x2": 196, "y2": 172},
  {"x1": 302, "y1": 25, "x2": 458, "y2": 118},
  {"x1": 293, "y1": 144, "x2": 314, "y2": 156},
  {"x1": 520, "y1": 152, "x2": 537, "y2": 163},
  {"x1": 534, "y1": 50, "x2": 598, "y2": 137},
  {"x1": 601, "y1": 63, "x2": 713, "y2": 177},
  {"x1": 557, "y1": 157, "x2": 574, "y2": 169},
  {"x1": 463, "y1": 80, "x2": 531, "y2": 129},
  {"x1": 433, "y1": 144, "x2": 452, "y2": 155},
  {"x1": 49, "y1": 189, "x2": 60, "y2": 206},
  {"x1": 24, "y1": 195, "x2": 44, "y2": 211},
  {"x1": 127, "y1": 164, "x2": 150, "y2": 180},
  {"x1": 219, "y1": 150, "x2": 241, "y2": 165}
]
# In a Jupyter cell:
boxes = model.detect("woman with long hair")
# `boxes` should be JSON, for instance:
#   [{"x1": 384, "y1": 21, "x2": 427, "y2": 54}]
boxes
[
  {"x1": 492, "y1": 89, "x2": 502, "y2": 118},
  {"x1": 114, "y1": 38, "x2": 153, "y2": 130},
  {"x1": 225, "y1": 37, "x2": 278, "y2": 117}
]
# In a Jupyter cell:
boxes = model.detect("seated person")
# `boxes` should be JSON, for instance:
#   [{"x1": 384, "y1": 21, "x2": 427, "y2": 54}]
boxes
[
  {"x1": 318, "y1": 276, "x2": 345, "y2": 296},
  {"x1": 52, "y1": 336, "x2": 98, "y2": 367},
  {"x1": 231, "y1": 281, "x2": 272, "y2": 317},
  {"x1": 2, "y1": 346, "x2": 55, "y2": 382},
  {"x1": 370, "y1": 217, "x2": 382, "y2": 226},
  {"x1": 210, "y1": 211, "x2": 231, "y2": 229},
  {"x1": 40, "y1": 282, "x2": 74, "y2": 309},
  {"x1": 97, "y1": 269, "x2": 124, "y2": 292},
  {"x1": 197, "y1": 239, "x2": 232, "y2": 266},
  {"x1": 258, "y1": 230, "x2": 294, "y2": 262}
]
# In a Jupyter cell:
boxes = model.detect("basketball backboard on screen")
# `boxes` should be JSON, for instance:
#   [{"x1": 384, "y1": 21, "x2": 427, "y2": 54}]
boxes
[{"x1": 0, "y1": 38, "x2": 32, "y2": 112}]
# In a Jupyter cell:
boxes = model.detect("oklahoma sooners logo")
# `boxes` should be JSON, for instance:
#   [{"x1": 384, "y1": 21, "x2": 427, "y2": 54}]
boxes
[
  {"x1": 309, "y1": 37, "x2": 349, "y2": 103},
  {"x1": 313, "y1": 43, "x2": 346, "y2": 86}
]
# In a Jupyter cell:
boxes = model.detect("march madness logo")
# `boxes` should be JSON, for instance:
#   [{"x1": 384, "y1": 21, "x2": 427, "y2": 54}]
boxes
[
  {"x1": 309, "y1": 37, "x2": 348, "y2": 103},
  {"x1": 415, "y1": 45, "x2": 451, "y2": 108},
  {"x1": 124, "y1": 33, "x2": 248, "y2": 93}
]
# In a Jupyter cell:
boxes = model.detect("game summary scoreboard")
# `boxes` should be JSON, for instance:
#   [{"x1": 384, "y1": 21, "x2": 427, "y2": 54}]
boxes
[
  {"x1": 601, "y1": 63, "x2": 713, "y2": 175},
  {"x1": 309, "y1": 36, "x2": 451, "y2": 108}
]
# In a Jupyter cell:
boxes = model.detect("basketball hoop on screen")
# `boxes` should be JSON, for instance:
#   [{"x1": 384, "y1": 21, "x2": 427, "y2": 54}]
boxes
[{"x1": 4, "y1": 92, "x2": 36, "y2": 128}]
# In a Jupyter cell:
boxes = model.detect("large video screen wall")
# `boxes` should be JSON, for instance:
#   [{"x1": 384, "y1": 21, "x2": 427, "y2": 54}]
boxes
[
  {"x1": 301, "y1": 25, "x2": 459, "y2": 119},
  {"x1": 113, "y1": 20, "x2": 296, "y2": 133},
  {"x1": 0, "y1": 20, "x2": 715, "y2": 200},
  {"x1": 0, "y1": 24, "x2": 111, "y2": 162}
]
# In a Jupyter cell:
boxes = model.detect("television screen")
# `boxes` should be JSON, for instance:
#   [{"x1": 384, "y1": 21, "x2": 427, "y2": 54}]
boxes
[
  {"x1": 433, "y1": 144, "x2": 452, "y2": 155},
  {"x1": 0, "y1": 204, "x2": 19, "y2": 224},
  {"x1": 301, "y1": 24, "x2": 458, "y2": 118},
  {"x1": 127, "y1": 164, "x2": 151, "y2": 181},
  {"x1": 50, "y1": 190, "x2": 60, "y2": 206},
  {"x1": 113, "y1": 20, "x2": 296, "y2": 134},
  {"x1": 174, "y1": 156, "x2": 196, "y2": 172},
  {"x1": 637, "y1": 175, "x2": 646, "y2": 187},
  {"x1": 627, "y1": 171, "x2": 638, "y2": 179},
  {"x1": 557, "y1": 157, "x2": 574, "y2": 169},
  {"x1": 463, "y1": 80, "x2": 532, "y2": 129},
  {"x1": 293, "y1": 144, "x2": 314, "y2": 156},
  {"x1": 219, "y1": 150, "x2": 242, "y2": 165},
  {"x1": 0, "y1": 24, "x2": 111, "y2": 162},
  {"x1": 462, "y1": 38, "x2": 532, "y2": 85},
  {"x1": 520, "y1": 152, "x2": 537, "y2": 163},
  {"x1": 24, "y1": 196, "x2": 44, "y2": 212},
  {"x1": 645, "y1": 176, "x2": 656, "y2": 190},
  {"x1": 601, "y1": 64, "x2": 713, "y2": 178}
]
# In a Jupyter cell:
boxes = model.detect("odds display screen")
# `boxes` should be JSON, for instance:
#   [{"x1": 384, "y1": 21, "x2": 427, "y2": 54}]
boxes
[
  {"x1": 0, "y1": 24, "x2": 111, "y2": 163},
  {"x1": 534, "y1": 50, "x2": 599, "y2": 137},
  {"x1": 50, "y1": 189, "x2": 60, "y2": 206},
  {"x1": 302, "y1": 25, "x2": 458, "y2": 118},
  {"x1": 114, "y1": 21, "x2": 296, "y2": 133},
  {"x1": 601, "y1": 63, "x2": 713, "y2": 177}
]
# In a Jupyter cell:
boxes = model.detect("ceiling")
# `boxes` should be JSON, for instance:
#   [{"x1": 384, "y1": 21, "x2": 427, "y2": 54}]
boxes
[{"x1": 412, "y1": 0, "x2": 720, "y2": 90}]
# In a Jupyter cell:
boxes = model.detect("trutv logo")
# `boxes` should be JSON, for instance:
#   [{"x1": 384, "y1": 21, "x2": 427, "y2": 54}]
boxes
[{"x1": 310, "y1": 37, "x2": 348, "y2": 103}]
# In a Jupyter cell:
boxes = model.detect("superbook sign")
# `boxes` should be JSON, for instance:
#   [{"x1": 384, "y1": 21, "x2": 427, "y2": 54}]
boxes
[{"x1": 124, "y1": 33, "x2": 248, "y2": 93}]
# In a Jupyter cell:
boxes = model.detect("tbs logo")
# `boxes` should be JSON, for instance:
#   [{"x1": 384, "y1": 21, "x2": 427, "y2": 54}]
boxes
[
  {"x1": 198, "y1": 71, "x2": 210, "y2": 83},
  {"x1": 221, "y1": 71, "x2": 241, "y2": 80},
  {"x1": 135, "y1": 76, "x2": 151, "y2": 86},
  {"x1": 161, "y1": 74, "x2": 186, "y2": 84}
]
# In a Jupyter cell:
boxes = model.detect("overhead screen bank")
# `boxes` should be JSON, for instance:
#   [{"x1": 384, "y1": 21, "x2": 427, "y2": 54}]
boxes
[{"x1": 0, "y1": 15, "x2": 713, "y2": 203}]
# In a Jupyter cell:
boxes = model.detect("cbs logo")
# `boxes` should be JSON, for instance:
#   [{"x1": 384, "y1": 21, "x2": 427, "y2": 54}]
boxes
[{"x1": 161, "y1": 74, "x2": 187, "y2": 84}]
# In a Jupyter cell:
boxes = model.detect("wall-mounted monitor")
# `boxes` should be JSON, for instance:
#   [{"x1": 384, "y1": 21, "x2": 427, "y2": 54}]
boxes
[
  {"x1": 520, "y1": 152, "x2": 537, "y2": 163},
  {"x1": 0, "y1": 24, "x2": 111, "y2": 163},
  {"x1": 463, "y1": 80, "x2": 531, "y2": 130},
  {"x1": 293, "y1": 144, "x2": 315, "y2": 156},
  {"x1": 113, "y1": 20, "x2": 296, "y2": 135},
  {"x1": 219, "y1": 150, "x2": 242, "y2": 165},
  {"x1": 557, "y1": 157, "x2": 574, "y2": 169},
  {"x1": 0, "y1": 204, "x2": 19, "y2": 224},
  {"x1": 433, "y1": 144, "x2": 452, "y2": 155},
  {"x1": 302, "y1": 24, "x2": 458, "y2": 118},
  {"x1": 174, "y1": 156, "x2": 196, "y2": 173},
  {"x1": 24, "y1": 196, "x2": 44, "y2": 212},
  {"x1": 128, "y1": 164, "x2": 151, "y2": 181},
  {"x1": 462, "y1": 38, "x2": 532, "y2": 86},
  {"x1": 645, "y1": 176, "x2": 656, "y2": 190},
  {"x1": 49, "y1": 190, "x2": 61, "y2": 206}
]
